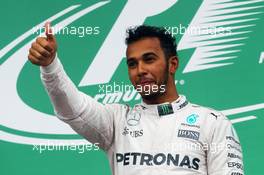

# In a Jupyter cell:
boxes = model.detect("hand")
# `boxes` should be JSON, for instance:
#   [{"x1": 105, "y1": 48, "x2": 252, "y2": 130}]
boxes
[{"x1": 28, "y1": 22, "x2": 57, "y2": 66}]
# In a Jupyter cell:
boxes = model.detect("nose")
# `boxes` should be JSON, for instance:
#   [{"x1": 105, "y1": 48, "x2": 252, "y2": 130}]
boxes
[{"x1": 137, "y1": 61, "x2": 147, "y2": 77}]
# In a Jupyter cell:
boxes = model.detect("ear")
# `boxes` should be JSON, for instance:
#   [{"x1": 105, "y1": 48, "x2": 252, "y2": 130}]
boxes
[{"x1": 168, "y1": 56, "x2": 179, "y2": 74}]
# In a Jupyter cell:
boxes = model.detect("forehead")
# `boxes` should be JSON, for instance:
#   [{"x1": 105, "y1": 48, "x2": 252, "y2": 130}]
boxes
[{"x1": 126, "y1": 37, "x2": 163, "y2": 58}]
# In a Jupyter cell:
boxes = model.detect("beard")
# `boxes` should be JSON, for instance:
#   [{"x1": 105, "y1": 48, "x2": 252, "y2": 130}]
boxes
[{"x1": 139, "y1": 64, "x2": 169, "y2": 101}]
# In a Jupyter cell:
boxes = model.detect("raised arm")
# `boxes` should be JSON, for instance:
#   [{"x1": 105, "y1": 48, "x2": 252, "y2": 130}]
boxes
[{"x1": 28, "y1": 22, "x2": 117, "y2": 151}]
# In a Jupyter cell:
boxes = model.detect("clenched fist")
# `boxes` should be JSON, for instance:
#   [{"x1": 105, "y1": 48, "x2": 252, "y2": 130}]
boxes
[{"x1": 28, "y1": 22, "x2": 57, "y2": 66}]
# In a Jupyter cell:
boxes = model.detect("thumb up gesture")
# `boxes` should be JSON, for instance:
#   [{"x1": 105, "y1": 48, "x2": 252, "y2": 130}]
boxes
[{"x1": 28, "y1": 22, "x2": 57, "y2": 66}]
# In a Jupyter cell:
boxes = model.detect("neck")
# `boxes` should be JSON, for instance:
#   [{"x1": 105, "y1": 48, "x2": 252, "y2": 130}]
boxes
[{"x1": 142, "y1": 82, "x2": 179, "y2": 105}]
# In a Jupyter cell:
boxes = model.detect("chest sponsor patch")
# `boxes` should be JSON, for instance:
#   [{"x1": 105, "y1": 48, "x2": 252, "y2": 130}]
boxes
[
  {"x1": 178, "y1": 129, "x2": 200, "y2": 140},
  {"x1": 116, "y1": 152, "x2": 200, "y2": 170}
]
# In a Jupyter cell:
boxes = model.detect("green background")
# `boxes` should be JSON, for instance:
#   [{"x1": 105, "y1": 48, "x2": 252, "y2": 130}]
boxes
[{"x1": 1, "y1": 0, "x2": 264, "y2": 174}]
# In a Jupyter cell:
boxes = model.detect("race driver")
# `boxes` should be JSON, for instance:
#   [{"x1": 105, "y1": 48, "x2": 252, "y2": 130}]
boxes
[{"x1": 28, "y1": 22, "x2": 244, "y2": 175}]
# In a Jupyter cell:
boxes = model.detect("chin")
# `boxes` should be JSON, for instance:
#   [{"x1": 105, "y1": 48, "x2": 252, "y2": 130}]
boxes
[{"x1": 141, "y1": 91, "x2": 162, "y2": 100}]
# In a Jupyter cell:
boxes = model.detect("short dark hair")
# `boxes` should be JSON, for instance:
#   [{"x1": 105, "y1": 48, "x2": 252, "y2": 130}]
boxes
[{"x1": 125, "y1": 25, "x2": 177, "y2": 59}]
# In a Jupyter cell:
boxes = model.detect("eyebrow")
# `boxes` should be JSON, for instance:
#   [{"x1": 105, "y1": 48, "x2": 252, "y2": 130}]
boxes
[
  {"x1": 127, "y1": 52, "x2": 158, "y2": 61},
  {"x1": 142, "y1": 52, "x2": 158, "y2": 58}
]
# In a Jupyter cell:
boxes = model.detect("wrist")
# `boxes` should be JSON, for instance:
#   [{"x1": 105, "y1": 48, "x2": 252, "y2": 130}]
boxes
[{"x1": 40, "y1": 54, "x2": 60, "y2": 74}]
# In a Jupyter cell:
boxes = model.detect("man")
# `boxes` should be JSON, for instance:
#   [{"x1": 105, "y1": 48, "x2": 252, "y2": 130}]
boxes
[{"x1": 28, "y1": 22, "x2": 244, "y2": 175}]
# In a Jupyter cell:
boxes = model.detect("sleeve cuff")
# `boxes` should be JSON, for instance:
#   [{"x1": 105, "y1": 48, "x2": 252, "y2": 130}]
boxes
[{"x1": 40, "y1": 55, "x2": 61, "y2": 74}]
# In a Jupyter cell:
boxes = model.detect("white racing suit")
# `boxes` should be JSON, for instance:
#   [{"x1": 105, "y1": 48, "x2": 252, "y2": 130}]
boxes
[{"x1": 40, "y1": 56, "x2": 244, "y2": 175}]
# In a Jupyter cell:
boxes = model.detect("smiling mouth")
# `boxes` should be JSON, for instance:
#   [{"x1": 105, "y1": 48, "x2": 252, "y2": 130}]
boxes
[
  {"x1": 137, "y1": 80, "x2": 155, "y2": 86},
  {"x1": 139, "y1": 82, "x2": 154, "y2": 86}
]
